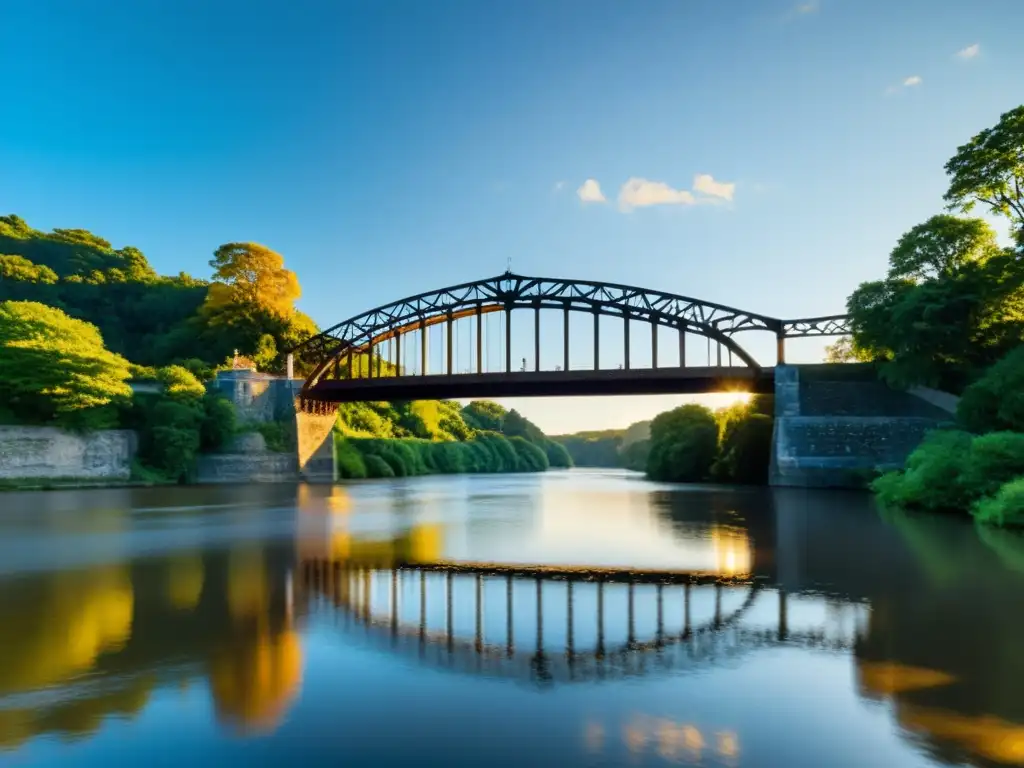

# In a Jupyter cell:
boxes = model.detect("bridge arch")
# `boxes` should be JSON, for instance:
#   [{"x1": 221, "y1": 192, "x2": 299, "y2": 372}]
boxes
[{"x1": 291, "y1": 273, "x2": 784, "y2": 394}]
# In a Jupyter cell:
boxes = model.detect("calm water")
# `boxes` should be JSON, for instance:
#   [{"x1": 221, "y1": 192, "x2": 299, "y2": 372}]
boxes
[{"x1": 1, "y1": 469, "x2": 1023, "y2": 768}]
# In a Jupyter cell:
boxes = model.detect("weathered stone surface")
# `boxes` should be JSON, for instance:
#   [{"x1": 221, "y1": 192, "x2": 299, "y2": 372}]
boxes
[
  {"x1": 0, "y1": 427, "x2": 137, "y2": 480},
  {"x1": 226, "y1": 431, "x2": 268, "y2": 455},
  {"x1": 770, "y1": 365, "x2": 949, "y2": 489},
  {"x1": 195, "y1": 453, "x2": 297, "y2": 484}
]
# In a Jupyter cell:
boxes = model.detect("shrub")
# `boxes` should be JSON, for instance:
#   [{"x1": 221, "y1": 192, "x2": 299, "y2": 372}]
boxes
[
  {"x1": 957, "y1": 346, "x2": 1024, "y2": 433},
  {"x1": 960, "y1": 432, "x2": 1024, "y2": 500},
  {"x1": 646, "y1": 404, "x2": 719, "y2": 482},
  {"x1": 713, "y1": 412, "x2": 773, "y2": 484},
  {"x1": 255, "y1": 420, "x2": 291, "y2": 453},
  {"x1": 871, "y1": 429, "x2": 973, "y2": 513},
  {"x1": 364, "y1": 454, "x2": 396, "y2": 479},
  {"x1": 201, "y1": 395, "x2": 236, "y2": 452},
  {"x1": 509, "y1": 436, "x2": 549, "y2": 472},
  {"x1": 543, "y1": 439, "x2": 573, "y2": 469},
  {"x1": 157, "y1": 365, "x2": 206, "y2": 399},
  {"x1": 972, "y1": 478, "x2": 1024, "y2": 528},
  {"x1": 335, "y1": 437, "x2": 367, "y2": 479}
]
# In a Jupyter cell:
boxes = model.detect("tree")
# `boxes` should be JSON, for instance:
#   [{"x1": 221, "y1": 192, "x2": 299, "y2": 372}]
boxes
[
  {"x1": 204, "y1": 242, "x2": 301, "y2": 319},
  {"x1": 887, "y1": 215, "x2": 1001, "y2": 282},
  {"x1": 0, "y1": 254, "x2": 58, "y2": 284},
  {"x1": 846, "y1": 216, "x2": 1023, "y2": 390},
  {"x1": 645, "y1": 404, "x2": 719, "y2": 482},
  {"x1": 944, "y1": 104, "x2": 1024, "y2": 247},
  {"x1": 0, "y1": 301, "x2": 132, "y2": 427},
  {"x1": 823, "y1": 337, "x2": 870, "y2": 363}
]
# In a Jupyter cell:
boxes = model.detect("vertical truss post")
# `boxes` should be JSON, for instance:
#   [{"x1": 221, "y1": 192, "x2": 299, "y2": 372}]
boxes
[
  {"x1": 563, "y1": 306, "x2": 570, "y2": 372},
  {"x1": 678, "y1": 327, "x2": 686, "y2": 368},
  {"x1": 593, "y1": 309, "x2": 600, "y2": 370},
  {"x1": 534, "y1": 303, "x2": 541, "y2": 372},
  {"x1": 623, "y1": 313, "x2": 630, "y2": 370},
  {"x1": 476, "y1": 303, "x2": 483, "y2": 374},
  {"x1": 420, "y1": 317, "x2": 428, "y2": 376},
  {"x1": 446, "y1": 310, "x2": 453, "y2": 376},
  {"x1": 651, "y1": 321, "x2": 658, "y2": 369},
  {"x1": 505, "y1": 305, "x2": 512, "y2": 374},
  {"x1": 345, "y1": 346, "x2": 353, "y2": 379},
  {"x1": 717, "y1": 340, "x2": 722, "y2": 367},
  {"x1": 395, "y1": 331, "x2": 401, "y2": 377},
  {"x1": 368, "y1": 338, "x2": 375, "y2": 378},
  {"x1": 777, "y1": 332, "x2": 786, "y2": 365}
]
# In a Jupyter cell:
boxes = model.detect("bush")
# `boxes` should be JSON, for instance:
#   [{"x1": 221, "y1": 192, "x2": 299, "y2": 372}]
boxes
[
  {"x1": 335, "y1": 437, "x2": 367, "y2": 479},
  {"x1": 960, "y1": 431, "x2": 1024, "y2": 500},
  {"x1": 363, "y1": 454, "x2": 396, "y2": 478},
  {"x1": 157, "y1": 365, "x2": 206, "y2": 399},
  {"x1": 972, "y1": 478, "x2": 1024, "y2": 528},
  {"x1": 201, "y1": 395, "x2": 236, "y2": 452},
  {"x1": 871, "y1": 429, "x2": 973, "y2": 513},
  {"x1": 646, "y1": 404, "x2": 719, "y2": 482},
  {"x1": 254, "y1": 420, "x2": 291, "y2": 453},
  {"x1": 713, "y1": 412, "x2": 773, "y2": 484},
  {"x1": 957, "y1": 346, "x2": 1024, "y2": 433},
  {"x1": 543, "y1": 439, "x2": 573, "y2": 469},
  {"x1": 509, "y1": 436, "x2": 549, "y2": 472}
]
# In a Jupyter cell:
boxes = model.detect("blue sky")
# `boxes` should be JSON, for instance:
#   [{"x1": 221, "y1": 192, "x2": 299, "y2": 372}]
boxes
[{"x1": 2, "y1": 0, "x2": 1022, "y2": 432}]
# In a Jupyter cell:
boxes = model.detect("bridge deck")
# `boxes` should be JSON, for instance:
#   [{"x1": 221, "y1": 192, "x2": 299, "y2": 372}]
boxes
[{"x1": 305, "y1": 365, "x2": 775, "y2": 402}]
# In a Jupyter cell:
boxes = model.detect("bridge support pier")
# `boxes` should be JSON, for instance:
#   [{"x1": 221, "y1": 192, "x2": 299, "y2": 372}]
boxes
[{"x1": 295, "y1": 406, "x2": 337, "y2": 483}]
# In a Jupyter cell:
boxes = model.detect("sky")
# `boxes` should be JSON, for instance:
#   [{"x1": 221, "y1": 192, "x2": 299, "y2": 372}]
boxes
[{"x1": 2, "y1": 0, "x2": 1023, "y2": 433}]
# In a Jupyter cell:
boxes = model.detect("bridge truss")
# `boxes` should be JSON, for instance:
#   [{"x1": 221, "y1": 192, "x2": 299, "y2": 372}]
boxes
[{"x1": 288, "y1": 273, "x2": 850, "y2": 400}]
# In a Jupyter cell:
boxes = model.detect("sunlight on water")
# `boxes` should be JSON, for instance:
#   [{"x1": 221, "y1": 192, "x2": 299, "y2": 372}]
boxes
[{"x1": 2, "y1": 472, "x2": 1024, "y2": 767}]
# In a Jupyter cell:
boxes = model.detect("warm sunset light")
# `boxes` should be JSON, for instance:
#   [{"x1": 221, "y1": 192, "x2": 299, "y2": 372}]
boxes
[{"x1": 711, "y1": 526, "x2": 753, "y2": 576}]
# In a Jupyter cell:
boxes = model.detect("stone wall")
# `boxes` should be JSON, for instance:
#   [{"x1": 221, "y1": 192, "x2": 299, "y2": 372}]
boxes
[
  {"x1": 195, "y1": 453, "x2": 298, "y2": 484},
  {"x1": 0, "y1": 426, "x2": 137, "y2": 481},
  {"x1": 209, "y1": 370, "x2": 303, "y2": 424},
  {"x1": 770, "y1": 365, "x2": 953, "y2": 489}
]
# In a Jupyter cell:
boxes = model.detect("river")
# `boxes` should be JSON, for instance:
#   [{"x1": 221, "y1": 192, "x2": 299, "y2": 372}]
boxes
[{"x1": 0, "y1": 469, "x2": 1022, "y2": 767}]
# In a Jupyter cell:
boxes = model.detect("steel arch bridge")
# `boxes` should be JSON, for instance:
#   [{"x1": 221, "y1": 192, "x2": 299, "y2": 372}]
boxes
[
  {"x1": 297, "y1": 559, "x2": 860, "y2": 689},
  {"x1": 287, "y1": 273, "x2": 849, "y2": 404}
]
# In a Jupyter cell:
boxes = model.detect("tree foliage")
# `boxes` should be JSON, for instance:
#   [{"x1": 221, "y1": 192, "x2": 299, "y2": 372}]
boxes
[
  {"x1": 956, "y1": 345, "x2": 1024, "y2": 433},
  {"x1": 0, "y1": 254, "x2": 58, "y2": 284},
  {"x1": 844, "y1": 106, "x2": 1024, "y2": 392},
  {"x1": 944, "y1": 104, "x2": 1024, "y2": 247},
  {"x1": 646, "y1": 404, "x2": 719, "y2": 482},
  {"x1": 205, "y1": 242, "x2": 301, "y2": 320},
  {"x1": 0, "y1": 301, "x2": 132, "y2": 428}
]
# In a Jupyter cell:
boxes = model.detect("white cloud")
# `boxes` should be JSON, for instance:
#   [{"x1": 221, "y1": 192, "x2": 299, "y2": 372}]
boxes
[
  {"x1": 795, "y1": 1, "x2": 819, "y2": 13},
  {"x1": 956, "y1": 43, "x2": 980, "y2": 60},
  {"x1": 618, "y1": 178, "x2": 695, "y2": 211},
  {"x1": 903, "y1": 75, "x2": 922, "y2": 87},
  {"x1": 577, "y1": 179, "x2": 606, "y2": 203},
  {"x1": 693, "y1": 173, "x2": 735, "y2": 202}
]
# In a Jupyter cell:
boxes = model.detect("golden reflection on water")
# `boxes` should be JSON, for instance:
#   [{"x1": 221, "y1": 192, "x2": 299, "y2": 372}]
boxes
[
  {"x1": 585, "y1": 715, "x2": 739, "y2": 765},
  {"x1": 711, "y1": 525, "x2": 752, "y2": 577},
  {"x1": 898, "y1": 705, "x2": 1024, "y2": 765},
  {"x1": 0, "y1": 538, "x2": 305, "y2": 750}
]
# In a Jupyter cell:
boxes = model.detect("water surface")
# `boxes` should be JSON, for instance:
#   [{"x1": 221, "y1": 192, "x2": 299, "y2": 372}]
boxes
[{"x1": 1, "y1": 469, "x2": 1023, "y2": 767}]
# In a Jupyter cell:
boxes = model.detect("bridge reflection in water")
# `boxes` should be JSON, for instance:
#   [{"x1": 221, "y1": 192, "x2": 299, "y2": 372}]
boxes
[{"x1": 296, "y1": 556, "x2": 860, "y2": 688}]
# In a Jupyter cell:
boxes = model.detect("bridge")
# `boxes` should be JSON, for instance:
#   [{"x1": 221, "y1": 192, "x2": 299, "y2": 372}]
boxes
[
  {"x1": 297, "y1": 558, "x2": 862, "y2": 688},
  {"x1": 287, "y1": 273, "x2": 849, "y2": 404}
]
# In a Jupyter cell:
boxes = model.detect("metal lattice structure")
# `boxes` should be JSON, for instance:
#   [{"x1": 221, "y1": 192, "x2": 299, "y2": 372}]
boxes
[{"x1": 288, "y1": 273, "x2": 850, "y2": 396}]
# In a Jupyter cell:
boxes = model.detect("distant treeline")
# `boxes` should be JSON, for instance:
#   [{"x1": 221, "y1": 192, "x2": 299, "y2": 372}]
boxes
[{"x1": 334, "y1": 399, "x2": 572, "y2": 479}]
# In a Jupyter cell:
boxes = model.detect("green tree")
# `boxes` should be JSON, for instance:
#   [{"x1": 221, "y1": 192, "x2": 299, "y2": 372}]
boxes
[
  {"x1": 887, "y1": 215, "x2": 1001, "y2": 282},
  {"x1": 0, "y1": 255, "x2": 58, "y2": 284},
  {"x1": 461, "y1": 400, "x2": 507, "y2": 432},
  {"x1": 956, "y1": 346, "x2": 1024, "y2": 433},
  {"x1": 0, "y1": 301, "x2": 131, "y2": 427},
  {"x1": 944, "y1": 104, "x2": 1024, "y2": 247},
  {"x1": 646, "y1": 404, "x2": 719, "y2": 482}
]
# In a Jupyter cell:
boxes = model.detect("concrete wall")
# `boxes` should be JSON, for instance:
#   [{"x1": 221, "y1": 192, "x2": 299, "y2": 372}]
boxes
[
  {"x1": 770, "y1": 365, "x2": 953, "y2": 489},
  {"x1": 0, "y1": 426, "x2": 137, "y2": 481}
]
